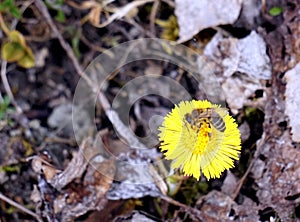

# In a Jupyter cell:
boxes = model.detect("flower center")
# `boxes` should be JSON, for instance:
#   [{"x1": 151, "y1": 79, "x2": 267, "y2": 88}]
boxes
[{"x1": 193, "y1": 121, "x2": 211, "y2": 154}]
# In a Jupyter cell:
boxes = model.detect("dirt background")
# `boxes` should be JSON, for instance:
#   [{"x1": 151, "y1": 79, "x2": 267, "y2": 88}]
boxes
[{"x1": 0, "y1": 0, "x2": 300, "y2": 221}]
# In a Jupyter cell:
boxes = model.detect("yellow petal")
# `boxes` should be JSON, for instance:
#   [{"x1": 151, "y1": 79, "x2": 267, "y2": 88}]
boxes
[{"x1": 158, "y1": 100, "x2": 241, "y2": 180}]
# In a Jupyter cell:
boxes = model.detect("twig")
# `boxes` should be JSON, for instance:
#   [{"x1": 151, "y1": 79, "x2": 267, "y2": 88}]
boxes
[
  {"x1": 0, "y1": 90, "x2": 3, "y2": 103},
  {"x1": 44, "y1": 136, "x2": 77, "y2": 146},
  {"x1": 34, "y1": 0, "x2": 162, "y2": 155},
  {"x1": 232, "y1": 133, "x2": 267, "y2": 200},
  {"x1": 91, "y1": 0, "x2": 155, "y2": 28},
  {"x1": 161, "y1": 0, "x2": 175, "y2": 8},
  {"x1": 0, "y1": 192, "x2": 43, "y2": 222},
  {"x1": 0, "y1": 13, "x2": 10, "y2": 36},
  {"x1": 35, "y1": 0, "x2": 145, "y2": 149},
  {"x1": 1, "y1": 60, "x2": 23, "y2": 114},
  {"x1": 80, "y1": 34, "x2": 114, "y2": 57},
  {"x1": 150, "y1": 0, "x2": 160, "y2": 35},
  {"x1": 160, "y1": 195, "x2": 205, "y2": 221},
  {"x1": 34, "y1": 0, "x2": 94, "y2": 90}
]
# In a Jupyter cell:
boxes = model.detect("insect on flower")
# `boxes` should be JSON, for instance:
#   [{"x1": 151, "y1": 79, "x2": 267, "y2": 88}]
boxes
[
  {"x1": 184, "y1": 107, "x2": 226, "y2": 133},
  {"x1": 158, "y1": 100, "x2": 241, "y2": 180}
]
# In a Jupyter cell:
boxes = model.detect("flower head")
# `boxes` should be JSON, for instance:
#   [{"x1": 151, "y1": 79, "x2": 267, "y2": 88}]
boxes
[{"x1": 158, "y1": 100, "x2": 241, "y2": 180}]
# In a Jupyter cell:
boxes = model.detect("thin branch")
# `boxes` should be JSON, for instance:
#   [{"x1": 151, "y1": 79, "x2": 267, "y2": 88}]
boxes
[
  {"x1": 34, "y1": 0, "x2": 94, "y2": 90},
  {"x1": 150, "y1": 0, "x2": 160, "y2": 35},
  {"x1": 90, "y1": 0, "x2": 155, "y2": 28},
  {"x1": 0, "y1": 192, "x2": 43, "y2": 222},
  {"x1": 160, "y1": 195, "x2": 205, "y2": 221},
  {"x1": 80, "y1": 34, "x2": 114, "y2": 57},
  {"x1": 0, "y1": 13, "x2": 10, "y2": 36},
  {"x1": 1, "y1": 60, "x2": 23, "y2": 114}
]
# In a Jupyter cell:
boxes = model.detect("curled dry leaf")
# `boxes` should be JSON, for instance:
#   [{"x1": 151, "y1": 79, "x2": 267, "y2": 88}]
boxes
[
  {"x1": 204, "y1": 31, "x2": 271, "y2": 80},
  {"x1": 48, "y1": 138, "x2": 95, "y2": 189},
  {"x1": 91, "y1": 0, "x2": 155, "y2": 28},
  {"x1": 31, "y1": 155, "x2": 61, "y2": 182},
  {"x1": 203, "y1": 31, "x2": 271, "y2": 113},
  {"x1": 175, "y1": 0, "x2": 243, "y2": 42},
  {"x1": 221, "y1": 77, "x2": 266, "y2": 114}
]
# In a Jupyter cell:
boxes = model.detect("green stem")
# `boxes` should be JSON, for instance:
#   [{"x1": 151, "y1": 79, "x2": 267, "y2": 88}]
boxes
[{"x1": 0, "y1": 12, "x2": 10, "y2": 36}]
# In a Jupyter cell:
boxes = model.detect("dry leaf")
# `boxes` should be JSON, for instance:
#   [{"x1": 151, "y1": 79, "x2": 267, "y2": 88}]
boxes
[
  {"x1": 204, "y1": 31, "x2": 271, "y2": 79},
  {"x1": 49, "y1": 137, "x2": 97, "y2": 189},
  {"x1": 196, "y1": 190, "x2": 259, "y2": 221},
  {"x1": 93, "y1": 0, "x2": 155, "y2": 28},
  {"x1": 175, "y1": 0, "x2": 242, "y2": 42}
]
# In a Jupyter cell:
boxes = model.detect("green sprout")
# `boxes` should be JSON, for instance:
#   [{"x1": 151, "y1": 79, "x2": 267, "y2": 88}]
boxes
[{"x1": 269, "y1": 6, "x2": 283, "y2": 16}]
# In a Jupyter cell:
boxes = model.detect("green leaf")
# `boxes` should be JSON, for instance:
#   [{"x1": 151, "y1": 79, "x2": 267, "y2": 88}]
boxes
[
  {"x1": 0, "y1": 0, "x2": 21, "y2": 19},
  {"x1": 18, "y1": 53, "x2": 35, "y2": 68},
  {"x1": 1, "y1": 165, "x2": 21, "y2": 173},
  {"x1": 2, "y1": 42, "x2": 25, "y2": 62},
  {"x1": 269, "y1": 6, "x2": 283, "y2": 16},
  {"x1": 72, "y1": 35, "x2": 81, "y2": 59},
  {"x1": 55, "y1": 10, "x2": 65, "y2": 22},
  {"x1": 3, "y1": 30, "x2": 35, "y2": 68},
  {"x1": 8, "y1": 30, "x2": 26, "y2": 46},
  {"x1": 0, "y1": 95, "x2": 10, "y2": 120},
  {"x1": 10, "y1": 7, "x2": 21, "y2": 19},
  {"x1": 0, "y1": 0, "x2": 13, "y2": 11}
]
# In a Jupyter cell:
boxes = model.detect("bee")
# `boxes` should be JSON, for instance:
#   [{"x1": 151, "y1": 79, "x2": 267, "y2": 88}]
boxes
[{"x1": 184, "y1": 108, "x2": 226, "y2": 133}]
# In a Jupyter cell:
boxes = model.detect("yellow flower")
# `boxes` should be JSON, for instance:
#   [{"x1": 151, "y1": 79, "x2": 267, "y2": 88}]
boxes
[{"x1": 158, "y1": 100, "x2": 241, "y2": 180}]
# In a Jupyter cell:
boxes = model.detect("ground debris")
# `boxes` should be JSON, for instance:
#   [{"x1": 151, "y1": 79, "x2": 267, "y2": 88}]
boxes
[
  {"x1": 261, "y1": 0, "x2": 300, "y2": 73},
  {"x1": 107, "y1": 148, "x2": 162, "y2": 200},
  {"x1": 175, "y1": 0, "x2": 242, "y2": 42},
  {"x1": 196, "y1": 190, "x2": 260, "y2": 222},
  {"x1": 252, "y1": 3, "x2": 300, "y2": 216},
  {"x1": 284, "y1": 62, "x2": 300, "y2": 142},
  {"x1": 251, "y1": 132, "x2": 300, "y2": 220},
  {"x1": 113, "y1": 210, "x2": 157, "y2": 222},
  {"x1": 204, "y1": 31, "x2": 271, "y2": 79},
  {"x1": 203, "y1": 30, "x2": 271, "y2": 113},
  {"x1": 30, "y1": 137, "x2": 115, "y2": 221}
]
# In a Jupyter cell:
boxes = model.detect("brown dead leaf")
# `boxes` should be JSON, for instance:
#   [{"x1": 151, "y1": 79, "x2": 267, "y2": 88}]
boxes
[
  {"x1": 56, "y1": 158, "x2": 115, "y2": 221},
  {"x1": 31, "y1": 155, "x2": 61, "y2": 182},
  {"x1": 31, "y1": 135, "x2": 116, "y2": 221},
  {"x1": 49, "y1": 137, "x2": 97, "y2": 190},
  {"x1": 196, "y1": 190, "x2": 259, "y2": 221},
  {"x1": 262, "y1": 1, "x2": 300, "y2": 73}
]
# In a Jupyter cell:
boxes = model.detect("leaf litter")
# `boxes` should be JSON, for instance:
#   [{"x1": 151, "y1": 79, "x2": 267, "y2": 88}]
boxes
[{"x1": 1, "y1": 0, "x2": 300, "y2": 221}]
